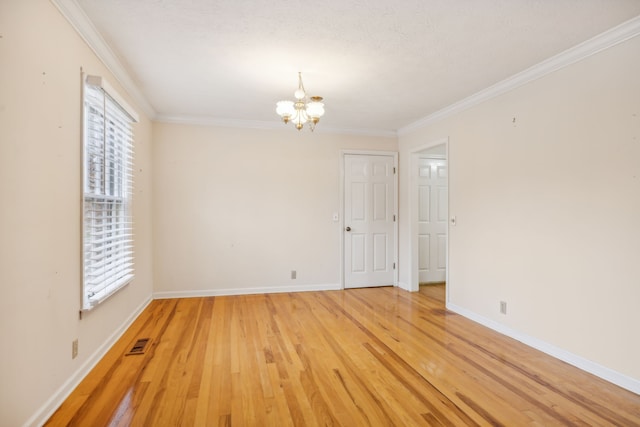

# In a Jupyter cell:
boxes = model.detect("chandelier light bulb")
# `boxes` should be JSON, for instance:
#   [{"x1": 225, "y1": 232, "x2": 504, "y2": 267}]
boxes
[
  {"x1": 276, "y1": 100, "x2": 295, "y2": 120},
  {"x1": 306, "y1": 99, "x2": 325, "y2": 119}
]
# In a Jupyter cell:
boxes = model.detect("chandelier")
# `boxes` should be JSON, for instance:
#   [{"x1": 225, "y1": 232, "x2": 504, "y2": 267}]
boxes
[{"x1": 276, "y1": 72, "x2": 325, "y2": 131}]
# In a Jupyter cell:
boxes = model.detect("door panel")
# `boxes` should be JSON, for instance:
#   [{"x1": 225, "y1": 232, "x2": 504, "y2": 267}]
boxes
[
  {"x1": 419, "y1": 186, "x2": 430, "y2": 222},
  {"x1": 417, "y1": 157, "x2": 447, "y2": 283},
  {"x1": 437, "y1": 186, "x2": 448, "y2": 222},
  {"x1": 351, "y1": 234, "x2": 366, "y2": 272},
  {"x1": 351, "y1": 183, "x2": 365, "y2": 220},
  {"x1": 373, "y1": 233, "x2": 388, "y2": 271},
  {"x1": 437, "y1": 234, "x2": 447, "y2": 269},
  {"x1": 344, "y1": 154, "x2": 395, "y2": 288},
  {"x1": 418, "y1": 235, "x2": 430, "y2": 270},
  {"x1": 373, "y1": 183, "x2": 388, "y2": 220}
]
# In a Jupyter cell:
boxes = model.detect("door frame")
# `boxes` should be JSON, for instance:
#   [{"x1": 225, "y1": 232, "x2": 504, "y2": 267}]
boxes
[
  {"x1": 340, "y1": 150, "x2": 399, "y2": 290},
  {"x1": 409, "y1": 138, "x2": 449, "y2": 300}
]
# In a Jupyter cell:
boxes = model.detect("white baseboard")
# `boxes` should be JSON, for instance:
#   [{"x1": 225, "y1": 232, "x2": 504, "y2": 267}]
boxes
[
  {"x1": 153, "y1": 283, "x2": 342, "y2": 299},
  {"x1": 447, "y1": 302, "x2": 640, "y2": 396},
  {"x1": 396, "y1": 281, "x2": 411, "y2": 292},
  {"x1": 24, "y1": 296, "x2": 153, "y2": 427}
]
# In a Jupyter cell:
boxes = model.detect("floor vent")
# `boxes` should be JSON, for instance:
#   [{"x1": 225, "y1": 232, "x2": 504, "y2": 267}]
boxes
[{"x1": 125, "y1": 338, "x2": 151, "y2": 356}]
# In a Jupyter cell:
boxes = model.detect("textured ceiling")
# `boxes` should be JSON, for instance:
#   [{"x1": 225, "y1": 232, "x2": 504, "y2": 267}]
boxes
[{"x1": 75, "y1": 0, "x2": 640, "y2": 133}]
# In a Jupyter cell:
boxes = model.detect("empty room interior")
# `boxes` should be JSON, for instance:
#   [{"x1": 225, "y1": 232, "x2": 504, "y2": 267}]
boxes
[{"x1": 2, "y1": 0, "x2": 640, "y2": 425}]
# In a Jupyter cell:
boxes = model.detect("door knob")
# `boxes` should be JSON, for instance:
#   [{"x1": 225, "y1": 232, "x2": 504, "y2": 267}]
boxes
[{"x1": 345, "y1": 226, "x2": 351, "y2": 231}]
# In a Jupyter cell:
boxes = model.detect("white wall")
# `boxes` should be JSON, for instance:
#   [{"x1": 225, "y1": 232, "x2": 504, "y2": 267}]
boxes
[
  {"x1": 0, "y1": 1, "x2": 154, "y2": 425},
  {"x1": 399, "y1": 34, "x2": 640, "y2": 386},
  {"x1": 152, "y1": 123, "x2": 397, "y2": 296}
]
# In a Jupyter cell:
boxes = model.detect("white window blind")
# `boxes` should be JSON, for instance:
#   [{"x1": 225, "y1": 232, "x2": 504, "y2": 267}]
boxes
[{"x1": 82, "y1": 75, "x2": 137, "y2": 310}]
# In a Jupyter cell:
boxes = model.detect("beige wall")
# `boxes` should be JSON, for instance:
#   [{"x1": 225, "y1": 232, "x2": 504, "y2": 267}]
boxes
[
  {"x1": 399, "y1": 35, "x2": 640, "y2": 383},
  {"x1": 0, "y1": 1, "x2": 154, "y2": 425},
  {"x1": 152, "y1": 123, "x2": 397, "y2": 295}
]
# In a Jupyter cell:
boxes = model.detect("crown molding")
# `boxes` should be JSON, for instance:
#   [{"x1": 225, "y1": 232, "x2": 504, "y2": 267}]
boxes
[
  {"x1": 50, "y1": 0, "x2": 156, "y2": 119},
  {"x1": 156, "y1": 114, "x2": 288, "y2": 130},
  {"x1": 51, "y1": 0, "x2": 395, "y2": 137},
  {"x1": 398, "y1": 14, "x2": 640, "y2": 136},
  {"x1": 317, "y1": 126, "x2": 398, "y2": 138},
  {"x1": 54, "y1": 0, "x2": 638, "y2": 138},
  {"x1": 155, "y1": 114, "x2": 398, "y2": 138}
]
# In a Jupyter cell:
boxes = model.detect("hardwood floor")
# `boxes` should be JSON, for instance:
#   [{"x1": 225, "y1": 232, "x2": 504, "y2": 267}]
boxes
[{"x1": 46, "y1": 285, "x2": 640, "y2": 426}]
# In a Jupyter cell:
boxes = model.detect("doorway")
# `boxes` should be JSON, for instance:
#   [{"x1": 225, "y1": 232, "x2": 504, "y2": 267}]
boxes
[
  {"x1": 410, "y1": 140, "x2": 448, "y2": 295},
  {"x1": 417, "y1": 156, "x2": 447, "y2": 283},
  {"x1": 341, "y1": 151, "x2": 398, "y2": 289}
]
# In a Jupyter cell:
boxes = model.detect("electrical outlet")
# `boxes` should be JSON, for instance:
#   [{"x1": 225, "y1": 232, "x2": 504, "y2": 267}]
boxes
[
  {"x1": 291, "y1": 270, "x2": 296, "y2": 279},
  {"x1": 72, "y1": 339, "x2": 79, "y2": 359},
  {"x1": 500, "y1": 301, "x2": 507, "y2": 315}
]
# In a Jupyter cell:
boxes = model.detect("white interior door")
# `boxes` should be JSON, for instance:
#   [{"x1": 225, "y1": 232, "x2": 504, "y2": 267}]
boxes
[
  {"x1": 344, "y1": 154, "x2": 395, "y2": 288},
  {"x1": 417, "y1": 157, "x2": 447, "y2": 283}
]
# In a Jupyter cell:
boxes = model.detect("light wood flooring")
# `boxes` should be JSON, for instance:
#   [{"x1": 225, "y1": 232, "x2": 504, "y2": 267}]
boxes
[{"x1": 46, "y1": 285, "x2": 640, "y2": 426}]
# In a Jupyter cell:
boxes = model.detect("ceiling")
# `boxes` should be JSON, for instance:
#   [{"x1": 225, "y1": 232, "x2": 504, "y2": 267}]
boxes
[{"x1": 74, "y1": 0, "x2": 640, "y2": 134}]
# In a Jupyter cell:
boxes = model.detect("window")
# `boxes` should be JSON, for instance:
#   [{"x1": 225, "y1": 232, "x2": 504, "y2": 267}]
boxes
[{"x1": 82, "y1": 75, "x2": 138, "y2": 310}]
